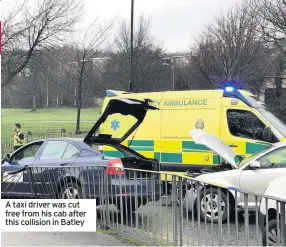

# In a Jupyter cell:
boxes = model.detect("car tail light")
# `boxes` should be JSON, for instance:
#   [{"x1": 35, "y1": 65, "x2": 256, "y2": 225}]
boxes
[{"x1": 106, "y1": 158, "x2": 125, "y2": 175}]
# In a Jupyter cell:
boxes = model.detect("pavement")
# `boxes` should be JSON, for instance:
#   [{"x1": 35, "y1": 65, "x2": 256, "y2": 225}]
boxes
[
  {"x1": 1, "y1": 197, "x2": 264, "y2": 246},
  {"x1": 1, "y1": 232, "x2": 134, "y2": 246},
  {"x1": 110, "y1": 198, "x2": 264, "y2": 246}
]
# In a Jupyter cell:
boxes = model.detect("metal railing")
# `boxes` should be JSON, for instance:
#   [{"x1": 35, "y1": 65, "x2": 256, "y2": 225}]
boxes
[
  {"x1": 1, "y1": 165, "x2": 286, "y2": 246},
  {"x1": 1, "y1": 132, "x2": 87, "y2": 156}
]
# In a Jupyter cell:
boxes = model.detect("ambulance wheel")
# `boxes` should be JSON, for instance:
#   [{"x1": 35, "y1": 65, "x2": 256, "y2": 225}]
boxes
[
  {"x1": 199, "y1": 188, "x2": 228, "y2": 223},
  {"x1": 59, "y1": 182, "x2": 83, "y2": 199}
]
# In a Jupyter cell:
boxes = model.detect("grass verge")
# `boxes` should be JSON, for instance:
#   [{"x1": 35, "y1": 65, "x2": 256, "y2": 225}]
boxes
[{"x1": 1, "y1": 107, "x2": 101, "y2": 137}]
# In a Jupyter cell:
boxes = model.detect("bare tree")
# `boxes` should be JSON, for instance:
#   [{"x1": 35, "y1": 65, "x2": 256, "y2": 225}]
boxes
[
  {"x1": 245, "y1": 0, "x2": 286, "y2": 117},
  {"x1": 248, "y1": 0, "x2": 286, "y2": 53},
  {"x1": 2, "y1": 2, "x2": 27, "y2": 49},
  {"x1": 1, "y1": 0, "x2": 83, "y2": 87},
  {"x1": 187, "y1": 4, "x2": 271, "y2": 94},
  {"x1": 102, "y1": 16, "x2": 169, "y2": 92},
  {"x1": 1, "y1": 46, "x2": 101, "y2": 110},
  {"x1": 72, "y1": 19, "x2": 114, "y2": 134},
  {"x1": 6, "y1": 51, "x2": 59, "y2": 111}
]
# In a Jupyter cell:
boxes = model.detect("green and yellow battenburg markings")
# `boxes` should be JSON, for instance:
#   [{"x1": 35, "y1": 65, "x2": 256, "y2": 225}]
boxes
[{"x1": 103, "y1": 139, "x2": 270, "y2": 166}]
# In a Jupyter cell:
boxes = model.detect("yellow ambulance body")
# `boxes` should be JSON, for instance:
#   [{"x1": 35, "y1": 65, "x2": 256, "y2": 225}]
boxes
[{"x1": 100, "y1": 88, "x2": 286, "y2": 179}]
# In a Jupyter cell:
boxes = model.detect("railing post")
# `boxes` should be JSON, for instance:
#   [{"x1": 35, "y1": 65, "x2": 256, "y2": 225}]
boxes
[
  {"x1": 280, "y1": 201, "x2": 286, "y2": 246},
  {"x1": 102, "y1": 168, "x2": 110, "y2": 230},
  {"x1": 244, "y1": 193, "x2": 249, "y2": 246},
  {"x1": 27, "y1": 131, "x2": 32, "y2": 143},
  {"x1": 26, "y1": 165, "x2": 37, "y2": 198},
  {"x1": 61, "y1": 129, "x2": 66, "y2": 137},
  {"x1": 178, "y1": 176, "x2": 183, "y2": 246},
  {"x1": 172, "y1": 175, "x2": 178, "y2": 246},
  {"x1": 119, "y1": 172, "x2": 124, "y2": 226},
  {"x1": 134, "y1": 171, "x2": 138, "y2": 229}
]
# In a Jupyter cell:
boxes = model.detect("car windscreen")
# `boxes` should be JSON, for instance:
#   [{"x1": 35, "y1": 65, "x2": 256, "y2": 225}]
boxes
[
  {"x1": 244, "y1": 95, "x2": 286, "y2": 137},
  {"x1": 238, "y1": 144, "x2": 273, "y2": 167},
  {"x1": 256, "y1": 107, "x2": 286, "y2": 137}
]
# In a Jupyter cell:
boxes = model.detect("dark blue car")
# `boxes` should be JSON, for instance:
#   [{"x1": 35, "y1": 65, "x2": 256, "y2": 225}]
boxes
[{"x1": 1, "y1": 98, "x2": 161, "y2": 215}]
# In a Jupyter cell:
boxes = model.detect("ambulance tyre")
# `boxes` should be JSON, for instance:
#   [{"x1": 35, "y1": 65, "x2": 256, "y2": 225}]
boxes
[
  {"x1": 199, "y1": 188, "x2": 228, "y2": 223},
  {"x1": 59, "y1": 181, "x2": 83, "y2": 199}
]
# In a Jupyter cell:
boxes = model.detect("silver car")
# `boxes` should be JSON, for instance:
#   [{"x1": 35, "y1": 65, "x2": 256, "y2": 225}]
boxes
[
  {"x1": 259, "y1": 175, "x2": 286, "y2": 246},
  {"x1": 183, "y1": 129, "x2": 286, "y2": 223},
  {"x1": 1, "y1": 98, "x2": 161, "y2": 217}
]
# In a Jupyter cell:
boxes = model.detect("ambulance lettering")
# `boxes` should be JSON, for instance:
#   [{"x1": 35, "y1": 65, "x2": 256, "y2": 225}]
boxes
[
  {"x1": 163, "y1": 99, "x2": 207, "y2": 107},
  {"x1": 149, "y1": 101, "x2": 161, "y2": 107}
]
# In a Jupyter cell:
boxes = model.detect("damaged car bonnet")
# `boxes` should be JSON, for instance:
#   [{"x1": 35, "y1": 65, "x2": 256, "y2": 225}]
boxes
[{"x1": 190, "y1": 129, "x2": 240, "y2": 169}]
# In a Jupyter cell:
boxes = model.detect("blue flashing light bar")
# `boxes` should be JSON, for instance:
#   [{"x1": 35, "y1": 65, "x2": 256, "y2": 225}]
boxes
[
  {"x1": 225, "y1": 86, "x2": 234, "y2": 92},
  {"x1": 106, "y1": 90, "x2": 118, "y2": 97},
  {"x1": 223, "y1": 87, "x2": 252, "y2": 107}
]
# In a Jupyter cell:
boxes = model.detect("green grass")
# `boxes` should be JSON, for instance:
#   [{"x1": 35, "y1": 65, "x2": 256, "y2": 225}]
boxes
[{"x1": 1, "y1": 107, "x2": 102, "y2": 138}]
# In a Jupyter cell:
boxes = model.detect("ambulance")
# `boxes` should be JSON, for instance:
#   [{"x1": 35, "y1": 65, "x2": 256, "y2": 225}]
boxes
[{"x1": 98, "y1": 87, "x2": 286, "y2": 178}]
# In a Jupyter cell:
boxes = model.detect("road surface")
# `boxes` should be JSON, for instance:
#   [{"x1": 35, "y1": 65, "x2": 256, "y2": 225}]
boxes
[{"x1": 1, "y1": 232, "x2": 133, "y2": 246}]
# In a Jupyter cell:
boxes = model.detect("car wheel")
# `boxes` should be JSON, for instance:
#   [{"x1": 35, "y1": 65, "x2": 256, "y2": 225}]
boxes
[
  {"x1": 262, "y1": 219, "x2": 285, "y2": 246},
  {"x1": 176, "y1": 182, "x2": 188, "y2": 206},
  {"x1": 59, "y1": 182, "x2": 82, "y2": 199},
  {"x1": 199, "y1": 188, "x2": 228, "y2": 223}
]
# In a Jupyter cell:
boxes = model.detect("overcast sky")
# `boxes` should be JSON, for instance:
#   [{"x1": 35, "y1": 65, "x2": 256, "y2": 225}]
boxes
[
  {"x1": 3, "y1": 0, "x2": 242, "y2": 53},
  {"x1": 82, "y1": 0, "x2": 242, "y2": 52}
]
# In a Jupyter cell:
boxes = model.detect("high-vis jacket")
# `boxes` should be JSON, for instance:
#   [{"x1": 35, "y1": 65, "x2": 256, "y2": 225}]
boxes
[{"x1": 13, "y1": 131, "x2": 25, "y2": 147}]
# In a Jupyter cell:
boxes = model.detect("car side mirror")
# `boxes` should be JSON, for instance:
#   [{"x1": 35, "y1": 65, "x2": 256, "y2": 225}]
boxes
[
  {"x1": 263, "y1": 127, "x2": 272, "y2": 142},
  {"x1": 249, "y1": 161, "x2": 261, "y2": 170},
  {"x1": 2, "y1": 153, "x2": 11, "y2": 164}
]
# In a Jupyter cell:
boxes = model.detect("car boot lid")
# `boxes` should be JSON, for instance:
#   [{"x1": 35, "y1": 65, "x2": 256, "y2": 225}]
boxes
[
  {"x1": 84, "y1": 98, "x2": 158, "y2": 144},
  {"x1": 190, "y1": 129, "x2": 239, "y2": 169}
]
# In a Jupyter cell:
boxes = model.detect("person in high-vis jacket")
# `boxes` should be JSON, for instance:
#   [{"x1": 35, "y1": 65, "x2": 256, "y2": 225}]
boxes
[{"x1": 13, "y1": 123, "x2": 25, "y2": 151}]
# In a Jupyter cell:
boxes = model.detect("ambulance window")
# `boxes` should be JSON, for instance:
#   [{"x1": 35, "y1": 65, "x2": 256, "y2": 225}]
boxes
[{"x1": 227, "y1": 110, "x2": 265, "y2": 141}]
